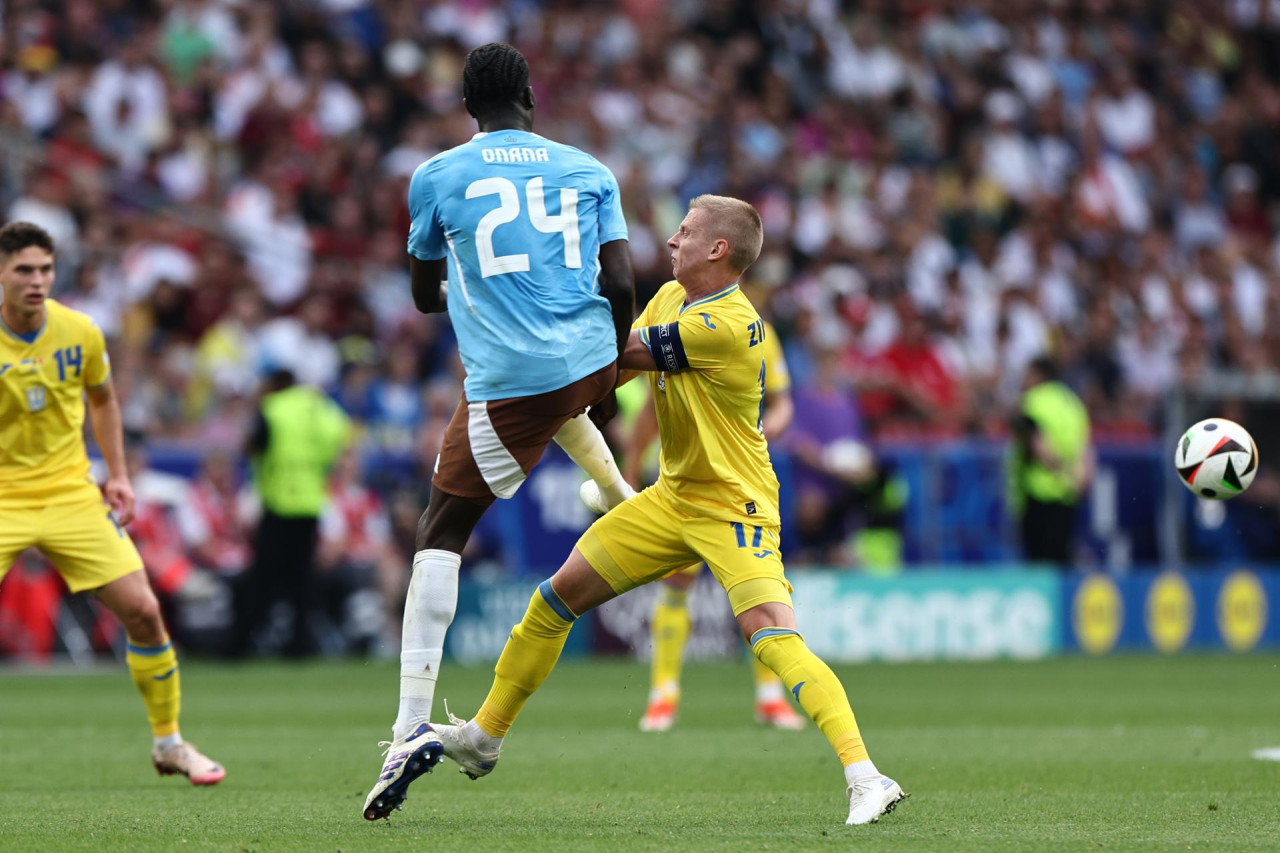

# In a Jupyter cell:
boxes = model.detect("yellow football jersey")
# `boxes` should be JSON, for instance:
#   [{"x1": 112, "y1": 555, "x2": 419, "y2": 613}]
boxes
[
  {"x1": 760, "y1": 320, "x2": 790, "y2": 395},
  {"x1": 0, "y1": 299, "x2": 111, "y2": 505},
  {"x1": 635, "y1": 280, "x2": 780, "y2": 525}
]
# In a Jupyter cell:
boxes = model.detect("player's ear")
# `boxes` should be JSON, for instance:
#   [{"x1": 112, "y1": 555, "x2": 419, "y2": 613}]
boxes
[
  {"x1": 522, "y1": 86, "x2": 535, "y2": 111},
  {"x1": 709, "y1": 238, "x2": 729, "y2": 263},
  {"x1": 463, "y1": 97, "x2": 477, "y2": 119}
]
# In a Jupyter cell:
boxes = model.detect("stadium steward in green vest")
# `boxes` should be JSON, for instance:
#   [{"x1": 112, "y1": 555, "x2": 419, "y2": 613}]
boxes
[
  {"x1": 229, "y1": 369, "x2": 351, "y2": 657},
  {"x1": 1010, "y1": 355, "x2": 1093, "y2": 567}
]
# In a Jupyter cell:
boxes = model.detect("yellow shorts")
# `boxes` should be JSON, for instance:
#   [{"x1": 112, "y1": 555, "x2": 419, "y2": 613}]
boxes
[
  {"x1": 577, "y1": 486, "x2": 792, "y2": 616},
  {"x1": 0, "y1": 484, "x2": 144, "y2": 593}
]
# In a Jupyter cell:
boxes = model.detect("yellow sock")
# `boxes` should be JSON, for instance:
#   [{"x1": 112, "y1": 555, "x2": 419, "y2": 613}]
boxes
[
  {"x1": 650, "y1": 586, "x2": 690, "y2": 697},
  {"x1": 751, "y1": 655, "x2": 786, "y2": 699},
  {"x1": 750, "y1": 628, "x2": 868, "y2": 766},
  {"x1": 126, "y1": 638, "x2": 181, "y2": 738},
  {"x1": 474, "y1": 580, "x2": 575, "y2": 739}
]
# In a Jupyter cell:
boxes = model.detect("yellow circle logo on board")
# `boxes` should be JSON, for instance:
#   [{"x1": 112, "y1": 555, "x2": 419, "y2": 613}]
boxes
[
  {"x1": 1074, "y1": 575, "x2": 1122, "y2": 655},
  {"x1": 1218, "y1": 571, "x2": 1267, "y2": 653},
  {"x1": 1146, "y1": 573, "x2": 1194, "y2": 653}
]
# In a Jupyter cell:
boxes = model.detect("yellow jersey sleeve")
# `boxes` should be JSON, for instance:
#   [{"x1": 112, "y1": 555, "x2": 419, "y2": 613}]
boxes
[
  {"x1": 760, "y1": 321, "x2": 789, "y2": 394},
  {"x1": 639, "y1": 303, "x2": 736, "y2": 374},
  {"x1": 84, "y1": 322, "x2": 110, "y2": 388},
  {"x1": 632, "y1": 307, "x2": 651, "y2": 332}
]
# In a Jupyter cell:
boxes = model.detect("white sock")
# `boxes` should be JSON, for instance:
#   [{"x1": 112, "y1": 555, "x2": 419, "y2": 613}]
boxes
[
  {"x1": 844, "y1": 760, "x2": 880, "y2": 785},
  {"x1": 154, "y1": 732, "x2": 183, "y2": 751},
  {"x1": 554, "y1": 414, "x2": 633, "y2": 507},
  {"x1": 650, "y1": 680, "x2": 680, "y2": 702},
  {"x1": 392, "y1": 549, "x2": 460, "y2": 741},
  {"x1": 755, "y1": 680, "x2": 787, "y2": 704}
]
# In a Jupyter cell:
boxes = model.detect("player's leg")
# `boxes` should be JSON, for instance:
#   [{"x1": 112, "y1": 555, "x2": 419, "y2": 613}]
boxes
[
  {"x1": 362, "y1": 484, "x2": 476, "y2": 821},
  {"x1": 37, "y1": 492, "x2": 224, "y2": 784},
  {"x1": 435, "y1": 488, "x2": 693, "y2": 777},
  {"x1": 428, "y1": 549, "x2": 616, "y2": 780},
  {"x1": 750, "y1": 647, "x2": 806, "y2": 729},
  {"x1": 392, "y1": 366, "x2": 619, "y2": 742},
  {"x1": 737, "y1": 601, "x2": 902, "y2": 824},
  {"x1": 0, "y1": 503, "x2": 37, "y2": 594},
  {"x1": 90, "y1": 569, "x2": 224, "y2": 785},
  {"x1": 692, "y1": 521, "x2": 903, "y2": 825},
  {"x1": 92, "y1": 572, "x2": 223, "y2": 784},
  {"x1": 368, "y1": 369, "x2": 618, "y2": 818},
  {"x1": 555, "y1": 413, "x2": 635, "y2": 511},
  {"x1": 749, "y1": 605, "x2": 806, "y2": 730},
  {"x1": 639, "y1": 565, "x2": 699, "y2": 732},
  {"x1": 392, "y1": 485, "x2": 486, "y2": 740}
]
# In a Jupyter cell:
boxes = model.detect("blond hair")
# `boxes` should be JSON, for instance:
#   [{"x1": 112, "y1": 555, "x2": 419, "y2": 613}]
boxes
[{"x1": 689, "y1": 194, "x2": 763, "y2": 274}]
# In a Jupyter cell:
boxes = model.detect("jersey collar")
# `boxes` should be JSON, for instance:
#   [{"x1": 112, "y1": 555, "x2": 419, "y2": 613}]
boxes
[
  {"x1": 471, "y1": 130, "x2": 544, "y2": 140},
  {"x1": 680, "y1": 282, "x2": 739, "y2": 315},
  {"x1": 0, "y1": 309, "x2": 46, "y2": 344}
]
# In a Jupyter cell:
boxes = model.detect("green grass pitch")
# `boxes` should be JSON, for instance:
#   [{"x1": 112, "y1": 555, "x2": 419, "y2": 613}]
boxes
[{"x1": 1, "y1": 654, "x2": 1278, "y2": 851}]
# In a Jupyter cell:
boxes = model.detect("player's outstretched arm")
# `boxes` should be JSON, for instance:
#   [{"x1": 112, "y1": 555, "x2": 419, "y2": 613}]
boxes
[
  {"x1": 598, "y1": 239, "x2": 635, "y2": 364},
  {"x1": 619, "y1": 329, "x2": 657, "y2": 377},
  {"x1": 409, "y1": 256, "x2": 448, "y2": 314},
  {"x1": 86, "y1": 378, "x2": 136, "y2": 525},
  {"x1": 762, "y1": 390, "x2": 794, "y2": 441},
  {"x1": 623, "y1": 392, "x2": 659, "y2": 488}
]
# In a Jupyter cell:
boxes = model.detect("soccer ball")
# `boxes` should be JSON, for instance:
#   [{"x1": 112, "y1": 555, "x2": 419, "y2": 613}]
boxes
[{"x1": 1175, "y1": 418, "x2": 1259, "y2": 500}]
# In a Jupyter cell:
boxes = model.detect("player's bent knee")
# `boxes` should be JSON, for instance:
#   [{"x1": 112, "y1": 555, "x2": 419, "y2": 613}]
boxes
[
  {"x1": 734, "y1": 596, "x2": 796, "y2": 643},
  {"x1": 548, "y1": 548, "x2": 617, "y2": 616},
  {"x1": 119, "y1": 594, "x2": 166, "y2": 643}
]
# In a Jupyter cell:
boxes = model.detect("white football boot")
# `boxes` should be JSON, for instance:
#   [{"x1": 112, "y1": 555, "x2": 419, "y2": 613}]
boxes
[
  {"x1": 362, "y1": 723, "x2": 444, "y2": 820},
  {"x1": 152, "y1": 741, "x2": 226, "y2": 786},
  {"x1": 846, "y1": 775, "x2": 907, "y2": 825},
  {"x1": 433, "y1": 705, "x2": 502, "y2": 780}
]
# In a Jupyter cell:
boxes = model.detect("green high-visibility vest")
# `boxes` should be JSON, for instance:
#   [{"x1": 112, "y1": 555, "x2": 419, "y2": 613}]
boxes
[
  {"x1": 254, "y1": 386, "x2": 351, "y2": 517},
  {"x1": 1017, "y1": 380, "x2": 1090, "y2": 506}
]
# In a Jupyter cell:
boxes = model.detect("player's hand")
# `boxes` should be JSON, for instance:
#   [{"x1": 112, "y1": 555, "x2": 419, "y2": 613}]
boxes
[
  {"x1": 588, "y1": 391, "x2": 619, "y2": 429},
  {"x1": 104, "y1": 476, "x2": 136, "y2": 526}
]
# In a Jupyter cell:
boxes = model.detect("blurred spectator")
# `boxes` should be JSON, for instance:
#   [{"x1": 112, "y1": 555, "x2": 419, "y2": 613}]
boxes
[
  {"x1": 364, "y1": 339, "x2": 424, "y2": 454},
  {"x1": 120, "y1": 433, "x2": 227, "y2": 648},
  {"x1": 122, "y1": 433, "x2": 195, "y2": 606},
  {"x1": 317, "y1": 449, "x2": 404, "y2": 655},
  {"x1": 257, "y1": 292, "x2": 340, "y2": 389},
  {"x1": 1, "y1": 0, "x2": 1274, "y2": 446},
  {"x1": 177, "y1": 451, "x2": 253, "y2": 579},
  {"x1": 786, "y1": 343, "x2": 870, "y2": 563}
]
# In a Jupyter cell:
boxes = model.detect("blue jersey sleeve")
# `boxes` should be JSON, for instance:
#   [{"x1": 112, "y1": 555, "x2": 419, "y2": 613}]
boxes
[
  {"x1": 597, "y1": 165, "x2": 628, "y2": 244},
  {"x1": 406, "y1": 161, "x2": 446, "y2": 261}
]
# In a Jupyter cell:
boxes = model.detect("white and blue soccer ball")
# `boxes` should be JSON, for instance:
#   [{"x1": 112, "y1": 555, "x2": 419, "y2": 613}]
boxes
[{"x1": 1175, "y1": 418, "x2": 1258, "y2": 500}]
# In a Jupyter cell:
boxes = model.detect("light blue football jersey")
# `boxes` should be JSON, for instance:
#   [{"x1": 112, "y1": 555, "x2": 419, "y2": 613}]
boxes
[{"x1": 407, "y1": 129, "x2": 629, "y2": 401}]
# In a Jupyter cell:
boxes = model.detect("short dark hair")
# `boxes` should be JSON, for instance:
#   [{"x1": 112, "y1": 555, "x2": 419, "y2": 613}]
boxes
[
  {"x1": 0, "y1": 221, "x2": 55, "y2": 258},
  {"x1": 462, "y1": 43, "x2": 530, "y2": 115}
]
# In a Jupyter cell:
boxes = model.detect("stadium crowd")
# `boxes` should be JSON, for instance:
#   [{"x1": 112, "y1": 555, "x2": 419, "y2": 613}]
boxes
[{"x1": 3, "y1": 0, "x2": 1280, "y2": 617}]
